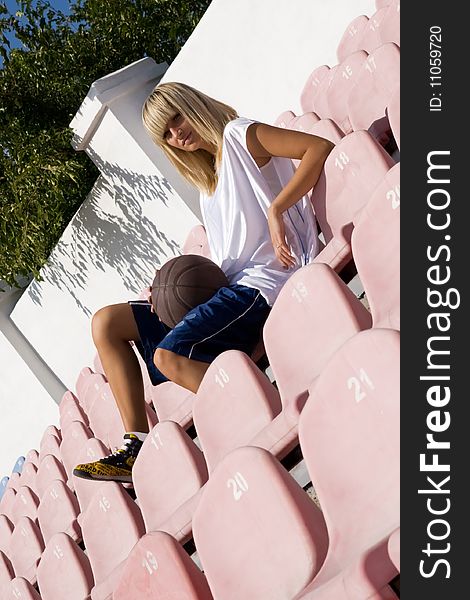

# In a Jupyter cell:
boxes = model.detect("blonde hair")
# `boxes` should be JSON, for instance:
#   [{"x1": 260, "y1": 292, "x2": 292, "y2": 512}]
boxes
[{"x1": 142, "y1": 82, "x2": 238, "y2": 195}]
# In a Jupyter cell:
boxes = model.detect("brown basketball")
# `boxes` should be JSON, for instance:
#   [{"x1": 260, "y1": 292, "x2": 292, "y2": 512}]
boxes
[{"x1": 151, "y1": 254, "x2": 229, "y2": 328}]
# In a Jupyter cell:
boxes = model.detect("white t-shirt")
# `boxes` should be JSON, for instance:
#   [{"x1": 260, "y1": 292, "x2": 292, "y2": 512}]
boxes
[{"x1": 200, "y1": 117, "x2": 319, "y2": 306}]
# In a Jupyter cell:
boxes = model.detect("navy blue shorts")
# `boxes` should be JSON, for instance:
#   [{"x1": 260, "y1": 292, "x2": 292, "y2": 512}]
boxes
[{"x1": 129, "y1": 284, "x2": 270, "y2": 386}]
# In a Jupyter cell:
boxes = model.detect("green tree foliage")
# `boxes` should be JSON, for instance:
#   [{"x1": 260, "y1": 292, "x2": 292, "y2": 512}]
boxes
[{"x1": 0, "y1": 0, "x2": 211, "y2": 287}]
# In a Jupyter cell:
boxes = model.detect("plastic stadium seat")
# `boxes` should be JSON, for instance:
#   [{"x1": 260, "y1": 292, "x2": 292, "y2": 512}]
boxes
[
  {"x1": 387, "y1": 87, "x2": 400, "y2": 150},
  {"x1": 59, "y1": 390, "x2": 89, "y2": 432},
  {"x1": 326, "y1": 50, "x2": 368, "y2": 134},
  {"x1": 10, "y1": 486, "x2": 39, "y2": 526},
  {"x1": 88, "y1": 382, "x2": 157, "y2": 450},
  {"x1": 0, "y1": 488, "x2": 16, "y2": 523},
  {"x1": 77, "y1": 372, "x2": 107, "y2": 415},
  {"x1": 311, "y1": 130, "x2": 395, "y2": 273},
  {"x1": 307, "y1": 119, "x2": 344, "y2": 146},
  {"x1": 75, "y1": 366, "x2": 94, "y2": 405},
  {"x1": 72, "y1": 438, "x2": 111, "y2": 520},
  {"x1": 376, "y1": 0, "x2": 392, "y2": 7},
  {"x1": 273, "y1": 110, "x2": 296, "y2": 128},
  {"x1": 307, "y1": 66, "x2": 338, "y2": 121},
  {"x1": 35, "y1": 455, "x2": 67, "y2": 500},
  {"x1": 9, "y1": 516, "x2": 45, "y2": 585},
  {"x1": 0, "y1": 551, "x2": 15, "y2": 589},
  {"x1": 379, "y1": 0, "x2": 400, "y2": 46},
  {"x1": 24, "y1": 450, "x2": 39, "y2": 468},
  {"x1": 336, "y1": 15, "x2": 369, "y2": 62},
  {"x1": 1, "y1": 476, "x2": 9, "y2": 501},
  {"x1": 37, "y1": 532, "x2": 95, "y2": 599},
  {"x1": 114, "y1": 530, "x2": 213, "y2": 600},
  {"x1": 194, "y1": 351, "x2": 282, "y2": 473},
  {"x1": 6, "y1": 577, "x2": 42, "y2": 599},
  {"x1": 347, "y1": 43, "x2": 400, "y2": 145},
  {"x1": 5, "y1": 472, "x2": 20, "y2": 493},
  {"x1": 182, "y1": 224, "x2": 211, "y2": 258},
  {"x1": 39, "y1": 432, "x2": 62, "y2": 463},
  {"x1": 193, "y1": 446, "x2": 328, "y2": 600},
  {"x1": 12, "y1": 457, "x2": 25, "y2": 475},
  {"x1": 0, "y1": 518, "x2": 13, "y2": 559},
  {"x1": 289, "y1": 112, "x2": 320, "y2": 132},
  {"x1": 356, "y1": 6, "x2": 388, "y2": 54},
  {"x1": 0, "y1": 514, "x2": 14, "y2": 555},
  {"x1": 81, "y1": 482, "x2": 145, "y2": 600},
  {"x1": 133, "y1": 421, "x2": 208, "y2": 534},
  {"x1": 294, "y1": 328, "x2": 400, "y2": 598},
  {"x1": 352, "y1": 162, "x2": 400, "y2": 329},
  {"x1": 37, "y1": 479, "x2": 81, "y2": 544},
  {"x1": 17, "y1": 463, "x2": 38, "y2": 496},
  {"x1": 388, "y1": 528, "x2": 400, "y2": 571},
  {"x1": 300, "y1": 65, "x2": 330, "y2": 113},
  {"x1": 60, "y1": 420, "x2": 94, "y2": 487},
  {"x1": 150, "y1": 381, "x2": 196, "y2": 429}
]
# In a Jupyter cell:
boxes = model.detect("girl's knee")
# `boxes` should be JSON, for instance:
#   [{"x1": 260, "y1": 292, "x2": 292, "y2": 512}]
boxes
[
  {"x1": 154, "y1": 348, "x2": 179, "y2": 379},
  {"x1": 91, "y1": 305, "x2": 122, "y2": 345}
]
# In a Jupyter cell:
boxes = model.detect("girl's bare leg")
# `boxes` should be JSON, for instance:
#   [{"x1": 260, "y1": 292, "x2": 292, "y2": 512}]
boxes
[
  {"x1": 92, "y1": 303, "x2": 149, "y2": 433},
  {"x1": 154, "y1": 348, "x2": 210, "y2": 394}
]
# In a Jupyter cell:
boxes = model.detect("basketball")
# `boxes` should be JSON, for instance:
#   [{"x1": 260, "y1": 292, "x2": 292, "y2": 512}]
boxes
[{"x1": 151, "y1": 254, "x2": 229, "y2": 328}]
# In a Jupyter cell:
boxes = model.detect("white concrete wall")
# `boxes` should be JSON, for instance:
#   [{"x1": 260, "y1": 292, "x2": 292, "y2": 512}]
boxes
[{"x1": 1, "y1": 0, "x2": 377, "y2": 477}]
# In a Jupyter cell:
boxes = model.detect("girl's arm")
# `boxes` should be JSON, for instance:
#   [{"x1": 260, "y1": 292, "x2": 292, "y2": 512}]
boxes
[{"x1": 246, "y1": 123, "x2": 334, "y2": 268}]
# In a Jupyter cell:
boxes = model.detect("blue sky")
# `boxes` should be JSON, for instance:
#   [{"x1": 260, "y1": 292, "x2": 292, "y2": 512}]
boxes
[{"x1": 1, "y1": 0, "x2": 72, "y2": 64}]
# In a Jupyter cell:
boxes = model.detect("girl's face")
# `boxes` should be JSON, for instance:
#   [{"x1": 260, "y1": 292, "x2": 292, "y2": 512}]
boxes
[{"x1": 164, "y1": 112, "x2": 210, "y2": 152}]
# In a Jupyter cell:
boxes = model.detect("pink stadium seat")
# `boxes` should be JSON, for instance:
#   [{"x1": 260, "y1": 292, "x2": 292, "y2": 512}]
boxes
[
  {"x1": 37, "y1": 532, "x2": 94, "y2": 599},
  {"x1": 0, "y1": 514, "x2": 14, "y2": 556},
  {"x1": 274, "y1": 110, "x2": 296, "y2": 128},
  {"x1": 5, "y1": 472, "x2": 20, "y2": 493},
  {"x1": 289, "y1": 112, "x2": 320, "y2": 132},
  {"x1": 311, "y1": 130, "x2": 395, "y2": 273},
  {"x1": 347, "y1": 43, "x2": 400, "y2": 146},
  {"x1": 379, "y1": 0, "x2": 400, "y2": 46},
  {"x1": 356, "y1": 6, "x2": 388, "y2": 54},
  {"x1": 59, "y1": 390, "x2": 89, "y2": 431},
  {"x1": 376, "y1": 0, "x2": 392, "y2": 7},
  {"x1": 308, "y1": 66, "x2": 338, "y2": 121},
  {"x1": 300, "y1": 65, "x2": 330, "y2": 113},
  {"x1": 294, "y1": 328, "x2": 400, "y2": 598},
  {"x1": 1, "y1": 476, "x2": 9, "y2": 500},
  {"x1": 336, "y1": 15, "x2": 369, "y2": 62},
  {"x1": 388, "y1": 528, "x2": 400, "y2": 571},
  {"x1": 193, "y1": 446, "x2": 328, "y2": 600},
  {"x1": 6, "y1": 577, "x2": 42, "y2": 599},
  {"x1": 150, "y1": 381, "x2": 196, "y2": 429},
  {"x1": 387, "y1": 86, "x2": 400, "y2": 150},
  {"x1": 182, "y1": 224, "x2": 211, "y2": 258},
  {"x1": 194, "y1": 351, "x2": 282, "y2": 472},
  {"x1": 133, "y1": 421, "x2": 208, "y2": 534},
  {"x1": 0, "y1": 488, "x2": 16, "y2": 523},
  {"x1": 77, "y1": 372, "x2": 107, "y2": 415},
  {"x1": 39, "y1": 432, "x2": 62, "y2": 463},
  {"x1": 75, "y1": 366, "x2": 94, "y2": 406},
  {"x1": 87, "y1": 382, "x2": 157, "y2": 450},
  {"x1": 10, "y1": 486, "x2": 39, "y2": 526},
  {"x1": 24, "y1": 450, "x2": 39, "y2": 468},
  {"x1": 35, "y1": 455, "x2": 67, "y2": 500},
  {"x1": 17, "y1": 463, "x2": 38, "y2": 496},
  {"x1": 9, "y1": 516, "x2": 45, "y2": 585},
  {"x1": 0, "y1": 551, "x2": 15, "y2": 590},
  {"x1": 81, "y1": 482, "x2": 145, "y2": 600},
  {"x1": 327, "y1": 50, "x2": 368, "y2": 134},
  {"x1": 114, "y1": 530, "x2": 213, "y2": 600},
  {"x1": 352, "y1": 162, "x2": 400, "y2": 329},
  {"x1": 43, "y1": 425, "x2": 61, "y2": 441},
  {"x1": 37, "y1": 479, "x2": 81, "y2": 544},
  {"x1": 72, "y1": 438, "x2": 111, "y2": 520},
  {"x1": 307, "y1": 118, "x2": 344, "y2": 146},
  {"x1": 60, "y1": 420, "x2": 94, "y2": 486}
]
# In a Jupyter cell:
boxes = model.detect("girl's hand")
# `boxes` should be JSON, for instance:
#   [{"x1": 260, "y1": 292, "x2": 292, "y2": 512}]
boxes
[{"x1": 268, "y1": 206, "x2": 296, "y2": 269}]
